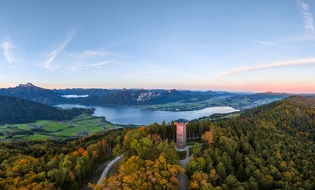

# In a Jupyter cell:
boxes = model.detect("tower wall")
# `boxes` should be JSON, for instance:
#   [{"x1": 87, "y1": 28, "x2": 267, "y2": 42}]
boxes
[{"x1": 175, "y1": 122, "x2": 187, "y2": 149}]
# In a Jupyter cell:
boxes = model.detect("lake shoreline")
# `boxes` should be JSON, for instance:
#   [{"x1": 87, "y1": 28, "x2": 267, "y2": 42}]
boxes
[{"x1": 56, "y1": 104, "x2": 238, "y2": 125}]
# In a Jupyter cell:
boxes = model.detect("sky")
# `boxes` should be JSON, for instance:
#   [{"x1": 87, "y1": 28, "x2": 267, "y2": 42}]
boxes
[{"x1": 1, "y1": 0, "x2": 315, "y2": 93}]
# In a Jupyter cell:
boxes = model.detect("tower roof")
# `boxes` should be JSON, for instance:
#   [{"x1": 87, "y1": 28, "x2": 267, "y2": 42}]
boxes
[{"x1": 175, "y1": 119, "x2": 188, "y2": 123}]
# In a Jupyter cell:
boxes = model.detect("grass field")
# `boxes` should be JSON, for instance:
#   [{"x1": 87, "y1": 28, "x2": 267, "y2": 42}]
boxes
[
  {"x1": 141, "y1": 96, "x2": 231, "y2": 111},
  {"x1": 25, "y1": 134, "x2": 52, "y2": 140},
  {"x1": 142, "y1": 96, "x2": 283, "y2": 111},
  {"x1": 0, "y1": 114, "x2": 120, "y2": 142}
]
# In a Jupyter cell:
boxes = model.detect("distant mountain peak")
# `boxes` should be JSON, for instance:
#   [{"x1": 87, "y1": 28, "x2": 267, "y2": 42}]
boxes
[
  {"x1": 18, "y1": 82, "x2": 36, "y2": 88},
  {"x1": 0, "y1": 83, "x2": 64, "y2": 105}
]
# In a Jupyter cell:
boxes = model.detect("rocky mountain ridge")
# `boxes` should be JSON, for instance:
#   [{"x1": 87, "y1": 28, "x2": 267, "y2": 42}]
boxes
[{"x1": 0, "y1": 83, "x2": 290, "y2": 110}]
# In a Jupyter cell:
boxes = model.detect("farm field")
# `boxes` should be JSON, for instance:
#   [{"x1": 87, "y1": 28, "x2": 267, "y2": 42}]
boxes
[{"x1": 0, "y1": 115, "x2": 121, "y2": 142}]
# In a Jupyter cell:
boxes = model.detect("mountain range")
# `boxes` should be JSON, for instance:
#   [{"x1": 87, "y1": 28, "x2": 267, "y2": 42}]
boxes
[
  {"x1": 0, "y1": 91, "x2": 315, "y2": 189},
  {"x1": 0, "y1": 83, "x2": 290, "y2": 110},
  {"x1": 0, "y1": 83, "x2": 63, "y2": 105}
]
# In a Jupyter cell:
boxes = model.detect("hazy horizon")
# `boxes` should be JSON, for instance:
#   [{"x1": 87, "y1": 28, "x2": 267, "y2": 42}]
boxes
[
  {"x1": 1, "y1": 82, "x2": 314, "y2": 94},
  {"x1": 1, "y1": 0, "x2": 315, "y2": 93}
]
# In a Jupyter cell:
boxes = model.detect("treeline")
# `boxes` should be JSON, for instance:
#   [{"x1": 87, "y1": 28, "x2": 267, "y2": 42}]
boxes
[
  {"x1": 90, "y1": 127, "x2": 185, "y2": 189},
  {"x1": 0, "y1": 96, "x2": 94, "y2": 124},
  {"x1": 0, "y1": 129, "x2": 126, "y2": 189},
  {"x1": 106, "y1": 119, "x2": 315, "y2": 189},
  {"x1": 94, "y1": 96, "x2": 315, "y2": 189},
  {"x1": 144, "y1": 119, "x2": 211, "y2": 141},
  {"x1": 241, "y1": 96, "x2": 315, "y2": 141},
  {"x1": 0, "y1": 119, "x2": 208, "y2": 189},
  {"x1": 184, "y1": 96, "x2": 315, "y2": 189},
  {"x1": 187, "y1": 119, "x2": 315, "y2": 189},
  {"x1": 1, "y1": 96, "x2": 315, "y2": 189}
]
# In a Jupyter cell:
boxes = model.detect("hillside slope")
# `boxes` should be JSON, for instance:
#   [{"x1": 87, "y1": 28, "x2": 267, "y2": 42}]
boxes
[
  {"x1": 0, "y1": 83, "x2": 64, "y2": 105},
  {"x1": 241, "y1": 96, "x2": 315, "y2": 140},
  {"x1": 0, "y1": 96, "x2": 93, "y2": 124},
  {"x1": 0, "y1": 96, "x2": 315, "y2": 189},
  {"x1": 183, "y1": 96, "x2": 315, "y2": 189}
]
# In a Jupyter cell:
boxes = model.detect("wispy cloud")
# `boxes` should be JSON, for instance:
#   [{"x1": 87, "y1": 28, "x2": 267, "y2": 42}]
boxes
[
  {"x1": 82, "y1": 50, "x2": 110, "y2": 57},
  {"x1": 43, "y1": 37, "x2": 71, "y2": 69},
  {"x1": 217, "y1": 57, "x2": 315, "y2": 77},
  {"x1": 66, "y1": 50, "x2": 118, "y2": 71},
  {"x1": 282, "y1": 34, "x2": 315, "y2": 42},
  {"x1": 42, "y1": 34, "x2": 122, "y2": 71},
  {"x1": 83, "y1": 61, "x2": 112, "y2": 68},
  {"x1": 67, "y1": 50, "x2": 111, "y2": 60},
  {"x1": 251, "y1": 40, "x2": 289, "y2": 49},
  {"x1": 296, "y1": 0, "x2": 314, "y2": 32},
  {"x1": 69, "y1": 61, "x2": 113, "y2": 71},
  {"x1": 1, "y1": 39, "x2": 14, "y2": 63}
]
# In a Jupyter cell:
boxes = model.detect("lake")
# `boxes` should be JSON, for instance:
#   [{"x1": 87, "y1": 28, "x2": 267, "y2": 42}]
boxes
[{"x1": 56, "y1": 104, "x2": 238, "y2": 125}]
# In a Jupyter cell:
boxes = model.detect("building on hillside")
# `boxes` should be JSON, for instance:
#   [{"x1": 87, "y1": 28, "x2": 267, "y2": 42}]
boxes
[{"x1": 174, "y1": 119, "x2": 188, "y2": 149}]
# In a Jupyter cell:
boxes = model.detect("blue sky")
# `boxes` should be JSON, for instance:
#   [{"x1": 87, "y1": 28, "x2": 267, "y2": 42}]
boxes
[{"x1": 1, "y1": 0, "x2": 315, "y2": 93}]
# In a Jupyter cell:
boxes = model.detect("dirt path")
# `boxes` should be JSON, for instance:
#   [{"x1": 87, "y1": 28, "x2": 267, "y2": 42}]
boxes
[
  {"x1": 177, "y1": 146, "x2": 192, "y2": 190},
  {"x1": 96, "y1": 147, "x2": 192, "y2": 188},
  {"x1": 97, "y1": 155, "x2": 122, "y2": 185},
  {"x1": 177, "y1": 173, "x2": 189, "y2": 190},
  {"x1": 179, "y1": 146, "x2": 192, "y2": 168}
]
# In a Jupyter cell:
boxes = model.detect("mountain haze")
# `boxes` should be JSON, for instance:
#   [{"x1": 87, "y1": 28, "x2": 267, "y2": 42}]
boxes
[
  {"x1": 0, "y1": 83, "x2": 289, "y2": 110},
  {"x1": 0, "y1": 95, "x2": 315, "y2": 189}
]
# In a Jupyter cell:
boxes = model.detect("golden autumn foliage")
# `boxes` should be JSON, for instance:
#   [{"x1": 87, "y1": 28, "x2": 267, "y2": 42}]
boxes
[
  {"x1": 0, "y1": 130, "x2": 123, "y2": 190},
  {"x1": 201, "y1": 131, "x2": 214, "y2": 146},
  {"x1": 92, "y1": 132, "x2": 184, "y2": 190},
  {"x1": 186, "y1": 97, "x2": 315, "y2": 189},
  {"x1": 97, "y1": 154, "x2": 184, "y2": 190},
  {"x1": 2, "y1": 96, "x2": 315, "y2": 190}
]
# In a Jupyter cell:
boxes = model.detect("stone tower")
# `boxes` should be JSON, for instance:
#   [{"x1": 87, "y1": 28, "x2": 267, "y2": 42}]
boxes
[{"x1": 175, "y1": 119, "x2": 188, "y2": 149}]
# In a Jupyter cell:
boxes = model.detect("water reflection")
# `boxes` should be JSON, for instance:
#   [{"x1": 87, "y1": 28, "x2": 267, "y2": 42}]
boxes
[{"x1": 57, "y1": 104, "x2": 238, "y2": 125}]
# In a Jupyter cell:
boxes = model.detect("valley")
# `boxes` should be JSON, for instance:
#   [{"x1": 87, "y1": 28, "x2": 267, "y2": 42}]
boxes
[
  {"x1": 0, "y1": 115, "x2": 122, "y2": 142},
  {"x1": 0, "y1": 83, "x2": 288, "y2": 112},
  {"x1": 3, "y1": 1, "x2": 315, "y2": 189},
  {"x1": 0, "y1": 84, "x2": 314, "y2": 189},
  {"x1": 0, "y1": 96, "x2": 314, "y2": 189}
]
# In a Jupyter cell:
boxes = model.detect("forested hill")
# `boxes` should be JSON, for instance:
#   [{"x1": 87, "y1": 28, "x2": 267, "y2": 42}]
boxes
[
  {"x1": 0, "y1": 96, "x2": 94, "y2": 124},
  {"x1": 92, "y1": 96, "x2": 315, "y2": 189},
  {"x1": 0, "y1": 96, "x2": 315, "y2": 189},
  {"x1": 0, "y1": 83, "x2": 64, "y2": 105},
  {"x1": 241, "y1": 96, "x2": 315, "y2": 141}
]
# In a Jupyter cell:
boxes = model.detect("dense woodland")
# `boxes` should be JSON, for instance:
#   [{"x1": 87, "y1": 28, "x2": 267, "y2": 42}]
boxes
[
  {"x1": 0, "y1": 96, "x2": 94, "y2": 124},
  {"x1": 0, "y1": 129, "x2": 125, "y2": 189},
  {"x1": 0, "y1": 96, "x2": 315, "y2": 189},
  {"x1": 90, "y1": 127, "x2": 185, "y2": 189}
]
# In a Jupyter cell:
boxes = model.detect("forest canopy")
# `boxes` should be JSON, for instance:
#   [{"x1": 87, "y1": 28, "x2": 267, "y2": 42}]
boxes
[
  {"x1": 0, "y1": 96, "x2": 94, "y2": 124},
  {"x1": 0, "y1": 96, "x2": 314, "y2": 189}
]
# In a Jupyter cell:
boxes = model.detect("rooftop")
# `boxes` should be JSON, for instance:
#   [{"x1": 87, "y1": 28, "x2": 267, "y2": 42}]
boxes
[{"x1": 175, "y1": 119, "x2": 189, "y2": 123}]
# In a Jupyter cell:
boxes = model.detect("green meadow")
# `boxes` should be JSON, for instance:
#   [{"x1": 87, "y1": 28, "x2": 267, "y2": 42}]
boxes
[{"x1": 0, "y1": 115, "x2": 119, "y2": 141}]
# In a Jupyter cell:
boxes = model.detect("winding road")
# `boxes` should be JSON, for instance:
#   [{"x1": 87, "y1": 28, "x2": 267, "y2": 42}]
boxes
[
  {"x1": 97, "y1": 146, "x2": 192, "y2": 189},
  {"x1": 97, "y1": 155, "x2": 122, "y2": 185}
]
